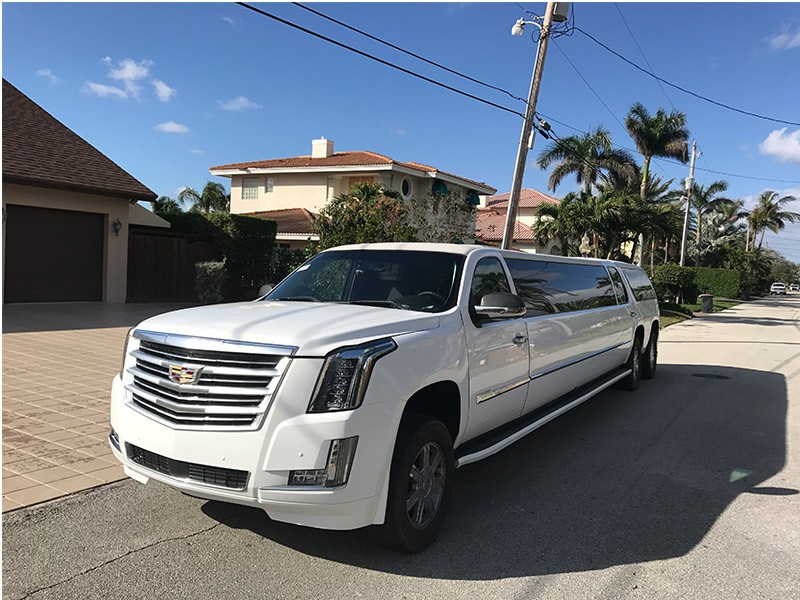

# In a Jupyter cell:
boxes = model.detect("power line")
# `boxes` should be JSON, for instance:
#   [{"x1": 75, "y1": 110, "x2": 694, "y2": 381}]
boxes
[
  {"x1": 613, "y1": 3, "x2": 676, "y2": 111},
  {"x1": 235, "y1": 2, "x2": 524, "y2": 119},
  {"x1": 240, "y1": 2, "x2": 800, "y2": 187},
  {"x1": 292, "y1": 2, "x2": 528, "y2": 105},
  {"x1": 575, "y1": 25, "x2": 800, "y2": 127}
]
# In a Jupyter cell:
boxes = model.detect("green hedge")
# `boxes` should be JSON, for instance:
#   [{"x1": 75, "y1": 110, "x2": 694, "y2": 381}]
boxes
[
  {"x1": 691, "y1": 267, "x2": 740, "y2": 299},
  {"x1": 652, "y1": 264, "x2": 695, "y2": 302},
  {"x1": 195, "y1": 260, "x2": 227, "y2": 304},
  {"x1": 165, "y1": 212, "x2": 277, "y2": 300}
]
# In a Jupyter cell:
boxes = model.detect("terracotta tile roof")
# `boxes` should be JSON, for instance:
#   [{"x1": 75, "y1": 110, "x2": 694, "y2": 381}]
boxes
[
  {"x1": 2, "y1": 79, "x2": 156, "y2": 201},
  {"x1": 486, "y1": 188, "x2": 559, "y2": 210},
  {"x1": 242, "y1": 207, "x2": 316, "y2": 235},
  {"x1": 475, "y1": 209, "x2": 535, "y2": 242},
  {"x1": 211, "y1": 151, "x2": 495, "y2": 193}
]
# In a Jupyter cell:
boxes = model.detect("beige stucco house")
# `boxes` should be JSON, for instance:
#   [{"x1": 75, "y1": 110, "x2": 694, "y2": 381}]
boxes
[
  {"x1": 209, "y1": 138, "x2": 496, "y2": 247},
  {"x1": 2, "y1": 79, "x2": 165, "y2": 303},
  {"x1": 475, "y1": 188, "x2": 561, "y2": 253}
]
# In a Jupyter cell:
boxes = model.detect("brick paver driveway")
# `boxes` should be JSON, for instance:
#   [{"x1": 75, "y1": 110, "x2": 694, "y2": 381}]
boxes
[{"x1": 2, "y1": 303, "x2": 195, "y2": 512}]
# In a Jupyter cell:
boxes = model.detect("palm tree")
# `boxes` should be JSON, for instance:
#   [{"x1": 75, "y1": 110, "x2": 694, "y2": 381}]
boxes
[
  {"x1": 536, "y1": 126, "x2": 637, "y2": 194},
  {"x1": 152, "y1": 195, "x2": 183, "y2": 216},
  {"x1": 748, "y1": 190, "x2": 800, "y2": 250},
  {"x1": 624, "y1": 103, "x2": 690, "y2": 201},
  {"x1": 179, "y1": 182, "x2": 229, "y2": 213},
  {"x1": 688, "y1": 180, "x2": 734, "y2": 265}
]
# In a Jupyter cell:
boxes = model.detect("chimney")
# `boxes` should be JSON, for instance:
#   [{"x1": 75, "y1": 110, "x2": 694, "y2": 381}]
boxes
[{"x1": 311, "y1": 137, "x2": 334, "y2": 159}]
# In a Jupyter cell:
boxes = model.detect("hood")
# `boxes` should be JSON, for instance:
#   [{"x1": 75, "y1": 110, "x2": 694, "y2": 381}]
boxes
[{"x1": 134, "y1": 301, "x2": 442, "y2": 356}]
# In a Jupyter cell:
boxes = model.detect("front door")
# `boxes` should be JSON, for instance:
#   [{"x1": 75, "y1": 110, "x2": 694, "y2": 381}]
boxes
[{"x1": 463, "y1": 256, "x2": 529, "y2": 440}]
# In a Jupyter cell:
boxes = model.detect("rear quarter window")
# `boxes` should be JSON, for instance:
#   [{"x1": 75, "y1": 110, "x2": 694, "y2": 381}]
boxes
[{"x1": 620, "y1": 267, "x2": 657, "y2": 302}]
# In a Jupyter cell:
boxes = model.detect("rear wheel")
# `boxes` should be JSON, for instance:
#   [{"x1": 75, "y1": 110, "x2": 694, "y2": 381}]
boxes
[
  {"x1": 620, "y1": 336, "x2": 642, "y2": 391},
  {"x1": 642, "y1": 329, "x2": 658, "y2": 379},
  {"x1": 374, "y1": 414, "x2": 454, "y2": 553}
]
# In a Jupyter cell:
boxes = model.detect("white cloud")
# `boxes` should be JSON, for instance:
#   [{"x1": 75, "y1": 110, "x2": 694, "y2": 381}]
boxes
[
  {"x1": 155, "y1": 121, "x2": 189, "y2": 134},
  {"x1": 759, "y1": 128, "x2": 800, "y2": 164},
  {"x1": 108, "y1": 58, "x2": 153, "y2": 97},
  {"x1": 85, "y1": 81, "x2": 128, "y2": 98},
  {"x1": 768, "y1": 25, "x2": 800, "y2": 50},
  {"x1": 36, "y1": 67, "x2": 62, "y2": 86},
  {"x1": 100, "y1": 56, "x2": 113, "y2": 65},
  {"x1": 190, "y1": 149, "x2": 204, "y2": 155},
  {"x1": 222, "y1": 16, "x2": 235, "y2": 25},
  {"x1": 218, "y1": 96, "x2": 261, "y2": 111},
  {"x1": 151, "y1": 79, "x2": 176, "y2": 102}
]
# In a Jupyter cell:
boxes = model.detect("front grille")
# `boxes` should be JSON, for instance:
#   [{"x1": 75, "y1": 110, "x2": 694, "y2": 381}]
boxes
[
  {"x1": 127, "y1": 444, "x2": 249, "y2": 490},
  {"x1": 124, "y1": 334, "x2": 294, "y2": 430}
]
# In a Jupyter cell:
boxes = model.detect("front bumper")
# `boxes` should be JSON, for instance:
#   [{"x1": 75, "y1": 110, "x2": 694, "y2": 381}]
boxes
[{"x1": 109, "y1": 359, "x2": 398, "y2": 530}]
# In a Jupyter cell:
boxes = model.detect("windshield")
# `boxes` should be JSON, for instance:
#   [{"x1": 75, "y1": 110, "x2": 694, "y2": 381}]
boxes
[{"x1": 266, "y1": 250, "x2": 464, "y2": 313}]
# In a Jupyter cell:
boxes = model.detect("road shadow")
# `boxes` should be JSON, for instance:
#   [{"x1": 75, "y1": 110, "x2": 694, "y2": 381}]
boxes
[
  {"x1": 692, "y1": 314, "x2": 800, "y2": 328},
  {"x1": 1, "y1": 302, "x2": 197, "y2": 333},
  {"x1": 202, "y1": 364, "x2": 789, "y2": 580}
]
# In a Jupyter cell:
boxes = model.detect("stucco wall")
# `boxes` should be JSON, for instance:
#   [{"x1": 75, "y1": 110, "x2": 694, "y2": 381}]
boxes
[
  {"x1": 230, "y1": 173, "x2": 331, "y2": 213},
  {"x1": 2, "y1": 183, "x2": 131, "y2": 303}
]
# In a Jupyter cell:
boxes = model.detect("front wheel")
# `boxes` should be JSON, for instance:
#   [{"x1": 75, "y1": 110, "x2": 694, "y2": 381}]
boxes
[{"x1": 374, "y1": 415, "x2": 454, "y2": 553}]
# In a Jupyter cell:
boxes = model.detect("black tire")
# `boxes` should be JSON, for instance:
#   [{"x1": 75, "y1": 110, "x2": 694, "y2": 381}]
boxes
[
  {"x1": 641, "y1": 328, "x2": 658, "y2": 379},
  {"x1": 374, "y1": 414, "x2": 454, "y2": 553},
  {"x1": 621, "y1": 336, "x2": 642, "y2": 391}
]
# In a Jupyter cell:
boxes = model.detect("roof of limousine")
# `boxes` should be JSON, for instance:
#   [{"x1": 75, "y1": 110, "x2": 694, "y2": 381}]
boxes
[{"x1": 323, "y1": 243, "x2": 644, "y2": 269}]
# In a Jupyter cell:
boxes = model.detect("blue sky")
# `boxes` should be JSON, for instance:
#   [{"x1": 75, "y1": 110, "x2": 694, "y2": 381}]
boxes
[{"x1": 3, "y1": 2, "x2": 800, "y2": 261}]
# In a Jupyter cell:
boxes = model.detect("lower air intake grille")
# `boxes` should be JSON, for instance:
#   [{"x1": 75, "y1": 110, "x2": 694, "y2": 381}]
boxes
[{"x1": 127, "y1": 444, "x2": 249, "y2": 491}]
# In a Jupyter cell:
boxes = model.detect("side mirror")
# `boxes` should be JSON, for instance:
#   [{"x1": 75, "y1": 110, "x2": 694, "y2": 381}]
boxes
[{"x1": 474, "y1": 292, "x2": 526, "y2": 319}]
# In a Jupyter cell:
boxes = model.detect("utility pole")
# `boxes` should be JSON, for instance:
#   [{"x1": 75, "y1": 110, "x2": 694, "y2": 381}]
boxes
[
  {"x1": 501, "y1": 2, "x2": 565, "y2": 250},
  {"x1": 679, "y1": 140, "x2": 698, "y2": 266}
]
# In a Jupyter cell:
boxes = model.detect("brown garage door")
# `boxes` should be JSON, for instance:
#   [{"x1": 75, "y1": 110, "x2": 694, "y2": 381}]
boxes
[{"x1": 4, "y1": 204, "x2": 104, "y2": 303}]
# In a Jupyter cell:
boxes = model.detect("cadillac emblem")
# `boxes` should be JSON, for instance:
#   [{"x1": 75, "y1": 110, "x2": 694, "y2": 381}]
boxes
[{"x1": 169, "y1": 365, "x2": 201, "y2": 384}]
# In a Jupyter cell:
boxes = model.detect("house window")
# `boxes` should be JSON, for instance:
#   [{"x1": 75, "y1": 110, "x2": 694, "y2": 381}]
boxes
[
  {"x1": 242, "y1": 177, "x2": 259, "y2": 200},
  {"x1": 266, "y1": 177, "x2": 274, "y2": 193},
  {"x1": 349, "y1": 176, "x2": 375, "y2": 189},
  {"x1": 401, "y1": 177, "x2": 412, "y2": 199}
]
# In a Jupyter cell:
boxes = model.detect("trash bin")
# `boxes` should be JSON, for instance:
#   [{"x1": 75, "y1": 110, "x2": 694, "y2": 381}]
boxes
[{"x1": 699, "y1": 294, "x2": 713, "y2": 313}]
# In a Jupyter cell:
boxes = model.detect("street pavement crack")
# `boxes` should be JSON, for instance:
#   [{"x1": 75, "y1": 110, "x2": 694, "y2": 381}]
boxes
[{"x1": 16, "y1": 518, "x2": 231, "y2": 600}]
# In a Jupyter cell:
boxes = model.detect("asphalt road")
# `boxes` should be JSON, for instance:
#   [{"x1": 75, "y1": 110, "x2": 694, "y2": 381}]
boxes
[{"x1": 4, "y1": 296, "x2": 800, "y2": 600}]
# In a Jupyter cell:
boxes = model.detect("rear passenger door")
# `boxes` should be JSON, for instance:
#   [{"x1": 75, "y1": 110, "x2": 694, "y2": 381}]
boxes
[
  {"x1": 462, "y1": 256, "x2": 529, "y2": 440},
  {"x1": 505, "y1": 258, "x2": 629, "y2": 414}
]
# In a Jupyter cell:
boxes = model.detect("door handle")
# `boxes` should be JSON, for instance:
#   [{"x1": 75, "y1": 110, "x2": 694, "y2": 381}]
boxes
[
  {"x1": 630, "y1": 311, "x2": 636, "y2": 318},
  {"x1": 513, "y1": 334, "x2": 528, "y2": 345}
]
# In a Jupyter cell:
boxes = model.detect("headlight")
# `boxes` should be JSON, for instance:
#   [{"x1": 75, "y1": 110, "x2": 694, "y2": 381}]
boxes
[
  {"x1": 308, "y1": 339, "x2": 397, "y2": 413},
  {"x1": 120, "y1": 328, "x2": 134, "y2": 376}
]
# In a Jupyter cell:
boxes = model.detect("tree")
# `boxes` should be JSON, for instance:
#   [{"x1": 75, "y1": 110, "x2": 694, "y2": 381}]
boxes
[
  {"x1": 624, "y1": 103, "x2": 690, "y2": 201},
  {"x1": 748, "y1": 190, "x2": 800, "y2": 250},
  {"x1": 536, "y1": 126, "x2": 637, "y2": 194},
  {"x1": 313, "y1": 182, "x2": 416, "y2": 250},
  {"x1": 179, "y1": 182, "x2": 230, "y2": 213},
  {"x1": 152, "y1": 195, "x2": 183, "y2": 217},
  {"x1": 406, "y1": 191, "x2": 474, "y2": 243},
  {"x1": 687, "y1": 180, "x2": 735, "y2": 265}
]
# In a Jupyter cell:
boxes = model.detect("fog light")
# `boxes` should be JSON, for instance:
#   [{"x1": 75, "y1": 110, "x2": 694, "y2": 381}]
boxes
[
  {"x1": 288, "y1": 436, "x2": 358, "y2": 488},
  {"x1": 109, "y1": 429, "x2": 121, "y2": 452}
]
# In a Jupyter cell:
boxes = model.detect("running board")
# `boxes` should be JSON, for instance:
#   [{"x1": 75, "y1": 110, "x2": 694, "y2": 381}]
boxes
[{"x1": 455, "y1": 366, "x2": 631, "y2": 467}]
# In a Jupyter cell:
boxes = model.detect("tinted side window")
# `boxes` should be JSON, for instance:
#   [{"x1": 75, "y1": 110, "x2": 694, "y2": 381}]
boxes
[
  {"x1": 620, "y1": 267, "x2": 657, "y2": 302},
  {"x1": 607, "y1": 267, "x2": 629, "y2": 304},
  {"x1": 506, "y1": 259, "x2": 616, "y2": 314},
  {"x1": 470, "y1": 257, "x2": 510, "y2": 305}
]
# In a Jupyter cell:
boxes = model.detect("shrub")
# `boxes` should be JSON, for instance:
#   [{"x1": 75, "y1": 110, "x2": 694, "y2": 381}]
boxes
[
  {"x1": 195, "y1": 260, "x2": 227, "y2": 304},
  {"x1": 652, "y1": 264, "x2": 695, "y2": 303},
  {"x1": 270, "y1": 247, "x2": 308, "y2": 284},
  {"x1": 690, "y1": 267, "x2": 740, "y2": 298},
  {"x1": 165, "y1": 212, "x2": 277, "y2": 300}
]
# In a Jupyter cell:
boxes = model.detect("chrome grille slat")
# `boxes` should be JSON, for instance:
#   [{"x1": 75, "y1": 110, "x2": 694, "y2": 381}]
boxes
[
  {"x1": 128, "y1": 366, "x2": 269, "y2": 398},
  {"x1": 126, "y1": 335, "x2": 293, "y2": 431}
]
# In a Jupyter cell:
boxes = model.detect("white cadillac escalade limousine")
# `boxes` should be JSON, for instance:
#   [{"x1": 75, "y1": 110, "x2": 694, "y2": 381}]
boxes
[{"x1": 110, "y1": 243, "x2": 659, "y2": 552}]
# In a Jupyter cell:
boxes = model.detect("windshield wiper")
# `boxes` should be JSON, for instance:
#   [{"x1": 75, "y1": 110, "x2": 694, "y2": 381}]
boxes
[
  {"x1": 343, "y1": 300, "x2": 404, "y2": 309},
  {"x1": 273, "y1": 296, "x2": 319, "y2": 302}
]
